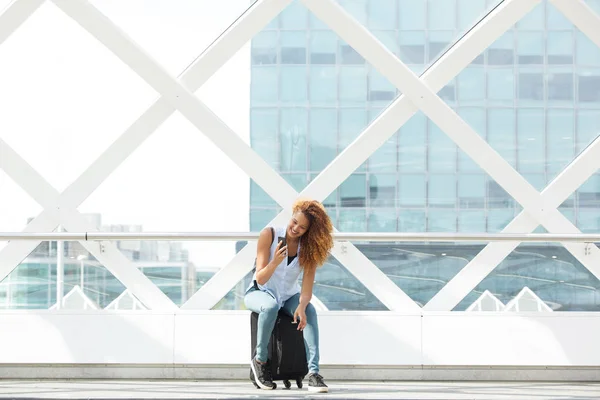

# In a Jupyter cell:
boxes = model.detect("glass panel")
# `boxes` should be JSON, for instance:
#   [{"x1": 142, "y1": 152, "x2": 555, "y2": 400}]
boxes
[
  {"x1": 547, "y1": 109, "x2": 575, "y2": 181},
  {"x1": 399, "y1": 0, "x2": 425, "y2": 30},
  {"x1": 252, "y1": 31, "x2": 277, "y2": 65},
  {"x1": 250, "y1": 108, "x2": 278, "y2": 170},
  {"x1": 279, "y1": 1, "x2": 308, "y2": 29},
  {"x1": 455, "y1": 244, "x2": 600, "y2": 311},
  {"x1": 251, "y1": 67, "x2": 278, "y2": 105},
  {"x1": 310, "y1": 31, "x2": 337, "y2": 65},
  {"x1": 0, "y1": 240, "x2": 204, "y2": 310},
  {"x1": 280, "y1": 31, "x2": 307, "y2": 65},
  {"x1": 367, "y1": 0, "x2": 396, "y2": 30},
  {"x1": 365, "y1": 242, "x2": 482, "y2": 306},
  {"x1": 576, "y1": 31, "x2": 600, "y2": 66},
  {"x1": 312, "y1": 255, "x2": 386, "y2": 310},
  {"x1": 517, "y1": 108, "x2": 545, "y2": 174},
  {"x1": 309, "y1": 108, "x2": 337, "y2": 171},
  {"x1": 280, "y1": 66, "x2": 308, "y2": 104},
  {"x1": 369, "y1": 173, "x2": 397, "y2": 207},
  {"x1": 368, "y1": 209, "x2": 397, "y2": 231},
  {"x1": 280, "y1": 108, "x2": 308, "y2": 172}
]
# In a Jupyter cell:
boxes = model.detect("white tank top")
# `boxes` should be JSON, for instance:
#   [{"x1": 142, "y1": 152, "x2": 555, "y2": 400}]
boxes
[{"x1": 249, "y1": 226, "x2": 302, "y2": 307}]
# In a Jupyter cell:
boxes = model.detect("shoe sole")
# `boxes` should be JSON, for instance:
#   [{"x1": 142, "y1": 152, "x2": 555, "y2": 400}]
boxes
[
  {"x1": 308, "y1": 386, "x2": 328, "y2": 393},
  {"x1": 249, "y1": 360, "x2": 274, "y2": 390}
]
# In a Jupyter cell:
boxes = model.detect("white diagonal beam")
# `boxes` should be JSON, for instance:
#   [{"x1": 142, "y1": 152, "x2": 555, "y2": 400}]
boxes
[
  {"x1": 181, "y1": 0, "x2": 541, "y2": 311},
  {"x1": 305, "y1": 0, "x2": 600, "y2": 308},
  {"x1": 310, "y1": 0, "x2": 600, "y2": 310},
  {"x1": 0, "y1": 0, "x2": 44, "y2": 46},
  {"x1": 59, "y1": 0, "x2": 293, "y2": 209},
  {"x1": 52, "y1": 0, "x2": 298, "y2": 209},
  {"x1": 302, "y1": 0, "x2": 546, "y2": 219},
  {"x1": 47, "y1": 0, "x2": 412, "y2": 312},
  {"x1": 426, "y1": 137, "x2": 600, "y2": 310},
  {"x1": 0, "y1": 0, "x2": 292, "y2": 305},
  {"x1": 0, "y1": 142, "x2": 176, "y2": 310}
]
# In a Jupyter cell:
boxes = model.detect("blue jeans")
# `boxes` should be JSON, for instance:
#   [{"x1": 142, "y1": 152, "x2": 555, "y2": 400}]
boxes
[{"x1": 244, "y1": 288, "x2": 320, "y2": 374}]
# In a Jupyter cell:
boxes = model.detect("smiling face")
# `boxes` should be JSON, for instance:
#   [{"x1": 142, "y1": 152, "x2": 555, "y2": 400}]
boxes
[{"x1": 286, "y1": 211, "x2": 311, "y2": 240}]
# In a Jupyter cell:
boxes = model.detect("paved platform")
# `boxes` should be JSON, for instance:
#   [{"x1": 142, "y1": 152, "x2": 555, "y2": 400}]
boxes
[{"x1": 0, "y1": 380, "x2": 598, "y2": 399}]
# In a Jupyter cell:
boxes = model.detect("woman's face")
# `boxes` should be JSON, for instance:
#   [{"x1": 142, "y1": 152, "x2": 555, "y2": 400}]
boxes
[{"x1": 287, "y1": 211, "x2": 311, "y2": 240}]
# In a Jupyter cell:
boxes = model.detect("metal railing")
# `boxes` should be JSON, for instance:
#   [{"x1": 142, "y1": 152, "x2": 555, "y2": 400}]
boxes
[{"x1": 0, "y1": 232, "x2": 599, "y2": 242}]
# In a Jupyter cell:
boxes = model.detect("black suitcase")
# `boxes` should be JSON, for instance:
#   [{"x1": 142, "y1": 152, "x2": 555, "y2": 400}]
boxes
[{"x1": 250, "y1": 310, "x2": 308, "y2": 389}]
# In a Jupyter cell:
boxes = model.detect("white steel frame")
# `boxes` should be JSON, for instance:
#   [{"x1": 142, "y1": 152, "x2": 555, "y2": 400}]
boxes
[{"x1": 0, "y1": 0, "x2": 600, "y2": 313}]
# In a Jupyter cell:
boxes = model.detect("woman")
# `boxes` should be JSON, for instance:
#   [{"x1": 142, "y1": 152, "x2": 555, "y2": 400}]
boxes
[{"x1": 244, "y1": 199, "x2": 334, "y2": 393}]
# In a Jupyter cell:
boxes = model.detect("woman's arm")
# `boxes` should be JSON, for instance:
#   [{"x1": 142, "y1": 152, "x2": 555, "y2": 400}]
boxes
[
  {"x1": 255, "y1": 228, "x2": 286, "y2": 286},
  {"x1": 299, "y1": 267, "x2": 316, "y2": 309}
]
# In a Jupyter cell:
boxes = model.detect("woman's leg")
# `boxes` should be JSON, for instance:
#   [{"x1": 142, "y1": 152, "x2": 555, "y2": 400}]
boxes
[
  {"x1": 244, "y1": 289, "x2": 280, "y2": 363},
  {"x1": 282, "y1": 293, "x2": 320, "y2": 375}
]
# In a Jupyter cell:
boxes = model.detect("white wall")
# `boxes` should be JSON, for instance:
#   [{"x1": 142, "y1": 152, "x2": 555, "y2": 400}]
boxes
[{"x1": 0, "y1": 310, "x2": 598, "y2": 367}]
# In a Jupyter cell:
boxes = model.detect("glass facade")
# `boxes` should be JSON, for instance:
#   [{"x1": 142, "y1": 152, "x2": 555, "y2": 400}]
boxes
[{"x1": 249, "y1": 0, "x2": 600, "y2": 310}]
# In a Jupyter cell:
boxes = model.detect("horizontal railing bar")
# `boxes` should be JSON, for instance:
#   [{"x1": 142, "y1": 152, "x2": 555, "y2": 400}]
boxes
[{"x1": 0, "y1": 232, "x2": 599, "y2": 243}]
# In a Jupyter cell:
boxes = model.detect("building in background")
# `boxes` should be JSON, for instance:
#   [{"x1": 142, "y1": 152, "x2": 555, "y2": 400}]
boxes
[
  {"x1": 248, "y1": 0, "x2": 600, "y2": 310},
  {"x1": 0, "y1": 214, "x2": 200, "y2": 309}
]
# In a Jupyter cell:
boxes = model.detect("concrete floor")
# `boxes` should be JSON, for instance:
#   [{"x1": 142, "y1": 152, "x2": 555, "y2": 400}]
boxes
[{"x1": 0, "y1": 380, "x2": 597, "y2": 399}]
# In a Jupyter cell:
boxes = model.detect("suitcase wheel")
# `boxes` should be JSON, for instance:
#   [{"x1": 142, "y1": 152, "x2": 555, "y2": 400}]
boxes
[
  {"x1": 283, "y1": 380, "x2": 291, "y2": 389},
  {"x1": 296, "y1": 377, "x2": 303, "y2": 388}
]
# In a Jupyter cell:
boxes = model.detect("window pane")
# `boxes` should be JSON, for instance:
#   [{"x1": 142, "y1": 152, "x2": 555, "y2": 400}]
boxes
[
  {"x1": 577, "y1": 110, "x2": 600, "y2": 153},
  {"x1": 250, "y1": 180, "x2": 277, "y2": 208},
  {"x1": 517, "y1": 108, "x2": 545, "y2": 174},
  {"x1": 458, "y1": 0, "x2": 485, "y2": 32},
  {"x1": 399, "y1": 31, "x2": 426, "y2": 65},
  {"x1": 547, "y1": 109, "x2": 574, "y2": 179},
  {"x1": 251, "y1": 31, "x2": 277, "y2": 65},
  {"x1": 339, "y1": 0, "x2": 367, "y2": 24},
  {"x1": 251, "y1": 108, "x2": 278, "y2": 169},
  {"x1": 399, "y1": 112, "x2": 427, "y2": 172},
  {"x1": 458, "y1": 108, "x2": 486, "y2": 172},
  {"x1": 368, "y1": 68, "x2": 396, "y2": 103},
  {"x1": 280, "y1": 108, "x2": 307, "y2": 171},
  {"x1": 577, "y1": 175, "x2": 600, "y2": 209},
  {"x1": 428, "y1": 0, "x2": 456, "y2": 30},
  {"x1": 280, "y1": 66, "x2": 307, "y2": 103},
  {"x1": 428, "y1": 174, "x2": 456, "y2": 207},
  {"x1": 399, "y1": 174, "x2": 426, "y2": 207},
  {"x1": 487, "y1": 69, "x2": 514, "y2": 102},
  {"x1": 309, "y1": 66, "x2": 337, "y2": 105},
  {"x1": 578, "y1": 69, "x2": 600, "y2": 103},
  {"x1": 251, "y1": 67, "x2": 277, "y2": 105},
  {"x1": 488, "y1": 108, "x2": 516, "y2": 168},
  {"x1": 251, "y1": 208, "x2": 279, "y2": 231},
  {"x1": 368, "y1": 0, "x2": 395, "y2": 29},
  {"x1": 487, "y1": 32, "x2": 514, "y2": 66},
  {"x1": 369, "y1": 173, "x2": 396, "y2": 207},
  {"x1": 517, "y1": 32, "x2": 544, "y2": 65},
  {"x1": 459, "y1": 210, "x2": 486, "y2": 232},
  {"x1": 428, "y1": 209, "x2": 457, "y2": 232},
  {"x1": 458, "y1": 67, "x2": 485, "y2": 101},
  {"x1": 488, "y1": 209, "x2": 515, "y2": 232},
  {"x1": 399, "y1": 0, "x2": 425, "y2": 30},
  {"x1": 547, "y1": 69, "x2": 574, "y2": 103},
  {"x1": 458, "y1": 174, "x2": 485, "y2": 209},
  {"x1": 339, "y1": 208, "x2": 366, "y2": 231},
  {"x1": 368, "y1": 209, "x2": 397, "y2": 231},
  {"x1": 428, "y1": 121, "x2": 456, "y2": 172},
  {"x1": 339, "y1": 66, "x2": 367, "y2": 104},
  {"x1": 578, "y1": 209, "x2": 600, "y2": 232},
  {"x1": 310, "y1": 31, "x2": 337, "y2": 64},
  {"x1": 547, "y1": 32, "x2": 573, "y2": 64},
  {"x1": 309, "y1": 108, "x2": 337, "y2": 171},
  {"x1": 281, "y1": 32, "x2": 306, "y2": 64},
  {"x1": 518, "y1": 72, "x2": 544, "y2": 102},
  {"x1": 340, "y1": 173, "x2": 366, "y2": 207},
  {"x1": 576, "y1": 31, "x2": 600, "y2": 66},
  {"x1": 399, "y1": 210, "x2": 426, "y2": 232}
]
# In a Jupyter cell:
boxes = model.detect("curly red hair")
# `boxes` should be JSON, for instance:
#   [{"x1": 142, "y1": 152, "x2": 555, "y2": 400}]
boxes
[{"x1": 293, "y1": 199, "x2": 334, "y2": 272}]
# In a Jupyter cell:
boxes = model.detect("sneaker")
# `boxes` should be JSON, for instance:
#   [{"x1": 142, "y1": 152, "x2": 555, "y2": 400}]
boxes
[
  {"x1": 250, "y1": 357, "x2": 275, "y2": 390},
  {"x1": 308, "y1": 373, "x2": 328, "y2": 393}
]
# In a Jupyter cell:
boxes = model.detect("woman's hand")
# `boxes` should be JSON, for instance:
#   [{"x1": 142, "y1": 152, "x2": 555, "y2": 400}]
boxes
[
  {"x1": 272, "y1": 240, "x2": 287, "y2": 266},
  {"x1": 293, "y1": 305, "x2": 307, "y2": 331}
]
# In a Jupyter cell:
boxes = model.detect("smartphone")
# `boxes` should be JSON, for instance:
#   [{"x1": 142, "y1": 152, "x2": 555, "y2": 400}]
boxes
[{"x1": 277, "y1": 236, "x2": 287, "y2": 249}]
